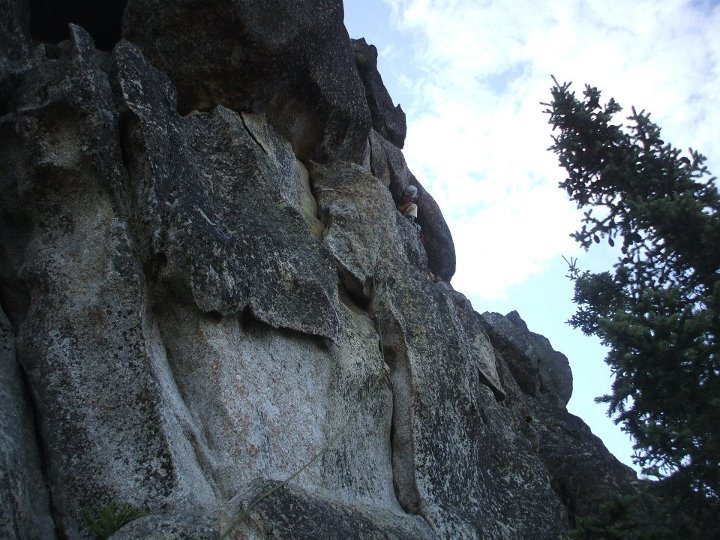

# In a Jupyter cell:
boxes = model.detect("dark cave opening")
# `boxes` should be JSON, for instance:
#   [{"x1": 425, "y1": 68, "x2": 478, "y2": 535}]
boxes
[{"x1": 29, "y1": 0, "x2": 128, "y2": 51}]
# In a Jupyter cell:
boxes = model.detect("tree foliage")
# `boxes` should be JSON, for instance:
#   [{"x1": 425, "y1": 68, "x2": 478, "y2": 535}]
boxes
[{"x1": 544, "y1": 78, "x2": 720, "y2": 505}]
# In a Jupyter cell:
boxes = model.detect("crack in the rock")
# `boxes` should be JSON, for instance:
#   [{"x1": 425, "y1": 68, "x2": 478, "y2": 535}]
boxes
[
  {"x1": 369, "y1": 282, "x2": 430, "y2": 529},
  {"x1": 240, "y1": 112, "x2": 269, "y2": 154}
]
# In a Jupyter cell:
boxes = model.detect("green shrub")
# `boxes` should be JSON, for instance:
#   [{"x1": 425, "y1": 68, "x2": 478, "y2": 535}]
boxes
[{"x1": 84, "y1": 502, "x2": 148, "y2": 539}]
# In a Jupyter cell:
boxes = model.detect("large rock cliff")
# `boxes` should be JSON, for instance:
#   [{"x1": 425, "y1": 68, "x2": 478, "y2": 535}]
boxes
[{"x1": 1, "y1": 1, "x2": 644, "y2": 538}]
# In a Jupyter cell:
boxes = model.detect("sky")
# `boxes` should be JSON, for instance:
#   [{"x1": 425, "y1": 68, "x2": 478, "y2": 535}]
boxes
[{"x1": 343, "y1": 0, "x2": 720, "y2": 472}]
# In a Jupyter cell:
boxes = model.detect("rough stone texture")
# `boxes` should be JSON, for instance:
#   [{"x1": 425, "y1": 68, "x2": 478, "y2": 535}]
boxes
[
  {"x1": 113, "y1": 39, "x2": 340, "y2": 340},
  {"x1": 352, "y1": 38, "x2": 407, "y2": 149},
  {"x1": 483, "y1": 310, "x2": 573, "y2": 406},
  {"x1": 0, "y1": 306, "x2": 56, "y2": 539},
  {"x1": 0, "y1": 0, "x2": 31, "y2": 82},
  {"x1": 122, "y1": 0, "x2": 371, "y2": 164},
  {"x1": 312, "y1": 160, "x2": 568, "y2": 538},
  {"x1": 0, "y1": 26, "x2": 217, "y2": 537},
  {"x1": 482, "y1": 311, "x2": 643, "y2": 528},
  {"x1": 0, "y1": 2, "x2": 654, "y2": 539},
  {"x1": 110, "y1": 513, "x2": 220, "y2": 540},
  {"x1": 111, "y1": 480, "x2": 433, "y2": 540},
  {"x1": 369, "y1": 129, "x2": 456, "y2": 281}
]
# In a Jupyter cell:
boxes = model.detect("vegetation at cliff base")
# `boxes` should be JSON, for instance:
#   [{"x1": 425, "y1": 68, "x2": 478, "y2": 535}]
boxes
[
  {"x1": 544, "y1": 78, "x2": 720, "y2": 527},
  {"x1": 84, "y1": 502, "x2": 147, "y2": 539}
]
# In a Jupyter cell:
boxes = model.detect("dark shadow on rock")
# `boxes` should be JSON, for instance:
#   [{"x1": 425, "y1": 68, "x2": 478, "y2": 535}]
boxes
[{"x1": 30, "y1": 0, "x2": 127, "y2": 50}]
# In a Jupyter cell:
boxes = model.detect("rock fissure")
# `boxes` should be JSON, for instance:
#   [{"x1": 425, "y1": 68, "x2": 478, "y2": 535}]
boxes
[
  {"x1": 478, "y1": 370, "x2": 505, "y2": 402},
  {"x1": 384, "y1": 345, "x2": 424, "y2": 516},
  {"x1": 369, "y1": 278, "x2": 425, "y2": 520},
  {"x1": 239, "y1": 111, "x2": 269, "y2": 155},
  {"x1": 148, "y1": 300, "x2": 222, "y2": 499}
]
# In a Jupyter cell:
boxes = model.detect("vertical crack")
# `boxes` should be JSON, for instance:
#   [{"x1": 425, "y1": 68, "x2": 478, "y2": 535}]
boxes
[
  {"x1": 383, "y1": 344, "x2": 423, "y2": 515},
  {"x1": 240, "y1": 112, "x2": 269, "y2": 154},
  {"x1": 369, "y1": 282, "x2": 429, "y2": 525}
]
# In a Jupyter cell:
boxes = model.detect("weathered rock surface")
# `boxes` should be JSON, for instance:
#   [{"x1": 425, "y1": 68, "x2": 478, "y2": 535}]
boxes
[
  {"x1": 369, "y1": 129, "x2": 457, "y2": 281},
  {"x1": 483, "y1": 310, "x2": 572, "y2": 407},
  {"x1": 0, "y1": 1, "x2": 652, "y2": 539},
  {"x1": 111, "y1": 480, "x2": 433, "y2": 540},
  {"x1": 122, "y1": 0, "x2": 371, "y2": 164},
  {"x1": 352, "y1": 38, "x2": 407, "y2": 149},
  {"x1": 483, "y1": 310, "x2": 644, "y2": 528},
  {"x1": 0, "y1": 307, "x2": 55, "y2": 539},
  {"x1": 113, "y1": 39, "x2": 340, "y2": 339}
]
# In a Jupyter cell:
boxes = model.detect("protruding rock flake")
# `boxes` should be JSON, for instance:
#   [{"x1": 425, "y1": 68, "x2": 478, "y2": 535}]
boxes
[
  {"x1": 351, "y1": 38, "x2": 407, "y2": 149},
  {"x1": 0, "y1": 1, "x2": 656, "y2": 538}
]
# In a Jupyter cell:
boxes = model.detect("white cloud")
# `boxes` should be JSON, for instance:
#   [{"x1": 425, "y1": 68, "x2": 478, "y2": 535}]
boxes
[{"x1": 381, "y1": 0, "x2": 720, "y2": 298}]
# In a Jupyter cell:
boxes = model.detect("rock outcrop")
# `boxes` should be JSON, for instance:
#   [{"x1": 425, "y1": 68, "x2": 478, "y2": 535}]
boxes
[
  {"x1": 351, "y1": 38, "x2": 407, "y2": 149},
  {"x1": 1, "y1": 1, "x2": 649, "y2": 538},
  {"x1": 123, "y1": 0, "x2": 371, "y2": 164}
]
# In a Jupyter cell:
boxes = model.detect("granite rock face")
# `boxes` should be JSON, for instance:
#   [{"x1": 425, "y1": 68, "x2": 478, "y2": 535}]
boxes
[
  {"x1": 483, "y1": 310, "x2": 573, "y2": 407},
  {"x1": 368, "y1": 129, "x2": 457, "y2": 281},
  {"x1": 482, "y1": 310, "x2": 644, "y2": 528},
  {"x1": 0, "y1": 307, "x2": 55, "y2": 539},
  {"x1": 351, "y1": 38, "x2": 407, "y2": 149},
  {"x1": 123, "y1": 0, "x2": 371, "y2": 164},
  {"x1": 1, "y1": 1, "x2": 649, "y2": 538}
]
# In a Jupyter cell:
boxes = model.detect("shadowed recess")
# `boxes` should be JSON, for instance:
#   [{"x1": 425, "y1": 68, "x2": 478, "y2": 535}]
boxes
[{"x1": 29, "y1": 0, "x2": 127, "y2": 50}]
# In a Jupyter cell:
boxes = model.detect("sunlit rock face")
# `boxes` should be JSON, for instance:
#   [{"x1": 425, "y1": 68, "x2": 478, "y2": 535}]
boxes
[{"x1": 1, "y1": 1, "x2": 645, "y2": 538}]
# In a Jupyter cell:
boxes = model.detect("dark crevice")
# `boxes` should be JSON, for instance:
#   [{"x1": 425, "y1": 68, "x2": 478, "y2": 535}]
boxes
[
  {"x1": 149, "y1": 297, "x2": 224, "y2": 502},
  {"x1": 0, "y1": 90, "x2": 10, "y2": 117},
  {"x1": 239, "y1": 112, "x2": 268, "y2": 154},
  {"x1": 384, "y1": 344, "x2": 422, "y2": 516},
  {"x1": 367, "y1": 133, "x2": 375, "y2": 174},
  {"x1": 0, "y1": 244, "x2": 30, "y2": 329},
  {"x1": 240, "y1": 306, "x2": 329, "y2": 348},
  {"x1": 369, "y1": 295, "x2": 425, "y2": 519},
  {"x1": 369, "y1": 280, "x2": 434, "y2": 530},
  {"x1": 205, "y1": 310, "x2": 224, "y2": 323},
  {"x1": 240, "y1": 308, "x2": 259, "y2": 332},
  {"x1": 478, "y1": 370, "x2": 506, "y2": 402},
  {"x1": 29, "y1": 0, "x2": 127, "y2": 51},
  {"x1": 338, "y1": 273, "x2": 369, "y2": 312},
  {"x1": 116, "y1": 110, "x2": 148, "y2": 251}
]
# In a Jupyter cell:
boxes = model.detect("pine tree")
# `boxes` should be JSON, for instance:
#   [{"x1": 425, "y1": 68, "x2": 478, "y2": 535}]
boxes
[{"x1": 544, "y1": 79, "x2": 720, "y2": 508}]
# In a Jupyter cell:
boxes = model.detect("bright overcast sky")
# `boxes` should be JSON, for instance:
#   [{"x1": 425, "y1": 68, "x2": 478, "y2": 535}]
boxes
[{"x1": 344, "y1": 0, "x2": 720, "y2": 472}]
